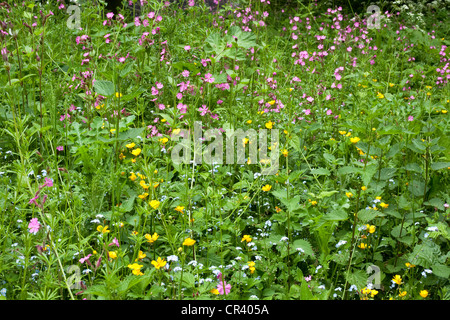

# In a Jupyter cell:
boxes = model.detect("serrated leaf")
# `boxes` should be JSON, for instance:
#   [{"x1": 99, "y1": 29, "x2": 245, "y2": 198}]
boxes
[
  {"x1": 94, "y1": 80, "x2": 115, "y2": 97},
  {"x1": 431, "y1": 162, "x2": 450, "y2": 171}
]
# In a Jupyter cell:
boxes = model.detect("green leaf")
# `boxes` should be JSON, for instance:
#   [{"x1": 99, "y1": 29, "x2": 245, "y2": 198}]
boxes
[
  {"x1": 338, "y1": 166, "x2": 360, "y2": 175},
  {"x1": 431, "y1": 264, "x2": 450, "y2": 278},
  {"x1": 292, "y1": 239, "x2": 314, "y2": 257},
  {"x1": 431, "y1": 162, "x2": 450, "y2": 171},
  {"x1": 94, "y1": 80, "x2": 115, "y2": 97},
  {"x1": 324, "y1": 209, "x2": 348, "y2": 221},
  {"x1": 309, "y1": 168, "x2": 331, "y2": 176}
]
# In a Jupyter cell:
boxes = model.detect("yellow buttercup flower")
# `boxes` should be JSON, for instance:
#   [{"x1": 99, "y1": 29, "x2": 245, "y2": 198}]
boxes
[
  {"x1": 115, "y1": 92, "x2": 122, "y2": 98},
  {"x1": 265, "y1": 121, "x2": 274, "y2": 129},
  {"x1": 97, "y1": 225, "x2": 110, "y2": 234},
  {"x1": 126, "y1": 142, "x2": 136, "y2": 149},
  {"x1": 108, "y1": 251, "x2": 117, "y2": 259},
  {"x1": 392, "y1": 275, "x2": 402, "y2": 285},
  {"x1": 350, "y1": 137, "x2": 360, "y2": 144},
  {"x1": 182, "y1": 237, "x2": 196, "y2": 246},
  {"x1": 282, "y1": 149, "x2": 288, "y2": 157},
  {"x1": 405, "y1": 262, "x2": 416, "y2": 268},
  {"x1": 358, "y1": 243, "x2": 367, "y2": 249},
  {"x1": 131, "y1": 148, "x2": 142, "y2": 156},
  {"x1": 361, "y1": 186, "x2": 367, "y2": 191},
  {"x1": 149, "y1": 199, "x2": 160, "y2": 210},
  {"x1": 241, "y1": 235, "x2": 252, "y2": 243},
  {"x1": 145, "y1": 232, "x2": 159, "y2": 244},
  {"x1": 379, "y1": 202, "x2": 389, "y2": 208},
  {"x1": 268, "y1": 100, "x2": 276, "y2": 105},
  {"x1": 246, "y1": 120, "x2": 252, "y2": 124},
  {"x1": 419, "y1": 290, "x2": 428, "y2": 298},
  {"x1": 377, "y1": 92, "x2": 384, "y2": 99},
  {"x1": 136, "y1": 250, "x2": 146, "y2": 260},
  {"x1": 346, "y1": 192, "x2": 353, "y2": 198},
  {"x1": 151, "y1": 257, "x2": 167, "y2": 270},
  {"x1": 175, "y1": 206, "x2": 185, "y2": 213},
  {"x1": 159, "y1": 137, "x2": 169, "y2": 144},
  {"x1": 262, "y1": 184, "x2": 272, "y2": 192},
  {"x1": 399, "y1": 291, "x2": 407, "y2": 297}
]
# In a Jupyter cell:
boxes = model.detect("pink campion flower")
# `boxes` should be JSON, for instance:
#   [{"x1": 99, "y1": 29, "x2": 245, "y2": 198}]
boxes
[
  {"x1": 302, "y1": 109, "x2": 311, "y2": 115},
  {"x1": 188, "y1": 0, "x2": 195, "y2": 6},
  {"x1": 118, "y1": 57, "x2": 126, "y2": 63},
  {"x1": 134, "y1": 17, "x2": 141, "y2": 26},
  {"x1": 204, "y1": 73, "x2": 215, "y2": 83},
  {"x1": 177, "y1": 103, "x2": 187, "y2": 114},
  {"x1": 181, "y1": 70, "x2": 190, "y2": 77},
  {"x1": 109, "y1": 237, "x2": 120, "y2": 247},
  {"x1": 347, "y1": 46, "x2": 352, "y2": 52},
  {"x1": 326, "y1": 109, "x2": 333, "y2": 115},
  {"x1": 57, "y1": 146, "x2": 64, "y2": 151},
  {"x1": 158, "y1": 104, "x2": 166, "y2": 110},
  {"x1": 304, "y1": 275, "x2": 312, "y2": 282},
  {"x1": 156, "y1": 82, "x2": 164, "y2": 90},
  {"x1": 176, "y1": 92, "x2": 183, "y2": 100},
  {"x1": 29, "y1": 195, "x2": 39, "y2": 207},
  {"x1": 408, "y1": 115, "x2": 414, "y2": 121},
  {"x1": 198, "y1": 105, "x2": 209, "y2": 116},
  {"x1": 79, "y1": 254, "x2": 92, "y2": 264},
  {"x1": 106, "y1": 12, "x2": 114, "y2": 19},
  {"x1": 184, "y1": 45, "x2": 191, "y2": 51},
  {"x1": 43, "y1": 177, "x2": 53, "y2": 188},
  {"x1": 151, "y1": 87, "x2": 159, "y2": 95},
  {"x1": 28, "y1": 218, "x2": 41, "y2": 235},
  {"x1": 217, "y1": 99, "x2": 223, "y2": 105},
  {"x1": 148, "y1": 12, "x2": 155, "y2": 19}
]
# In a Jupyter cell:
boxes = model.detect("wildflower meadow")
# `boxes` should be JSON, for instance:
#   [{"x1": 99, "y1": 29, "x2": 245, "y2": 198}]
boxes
[{"x1": 0, "y1": 0, "x2": 449, "y2": 304}]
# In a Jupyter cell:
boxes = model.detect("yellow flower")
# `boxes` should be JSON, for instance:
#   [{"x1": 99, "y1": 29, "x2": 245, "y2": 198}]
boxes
[
  {"x1": 346, "y1": 192, "x2": 353, "y2": 198},
  {"x1": 108, "y1": 251, "x2": 117, "y2": 259},
  {"x1": 151, "y1": 257, "x2": 167, "y2": 270},
  {"x1": 311, "y1": 200, "x2": 318, "y2": 206},
  {"x1": 262, "y1": 184, "x2": 272, "y2": 192},
  {"x1": 282, "y1": 149, "x2": 288, "y2": 157},
  {"x1": 182, "y1": 237, "x2": 196, "y2": 246},
  {"x1": 248, "y1": 261, "x2": 256, "y2": 274},
  {"x1": 398, "y1": 291, "x2": 407, "y2": 297},
  {"x1": 110, "y1": 129, "x2": 116, "y2": 134},
  {"x1": 149, "y1": 199, "x2": 160, "y2": 210},
  {"x1": 350, "y1": 137, "x2": 360, "y2": 144},
  {"x1": 128, "y1": 262, "x2": 143, "y2": 271},
  {"x1": 97, "y1": 225, "x2": 110, "y2": 234},
  {"x1": 265, "y1": 121, "x2": 274, "y2": 129},
  {"x1": 140, "y1": 180, "x2": 149, "y2": 190},
  {"x1": 339, "y1": 130, "x2": 347, "y2": 135},
  {"x1": 131, "y1": 230, "x2": 138, "y2": 236},
  {"x1": 419, "y1": 290, "x2": 428, "y2": 298},
  {"x1": 268, "y1": 100, "x2": 276, "y2": 105},
  {"x1": 136, "y1": 250, "x2": 146, "y2": 260},
  {"x1": 131, "y1": 148, "x2": 141, "y2": 156},
  {"x1": 138, "y1": 193, "x2": 149, "y2": 199},
  {"x1": 145, "y1": 232, "x2": 159, "y2": 244},
  {"x1": 161, "y1": 118, "x2": 167, "y2": 123},
  {"x1": 210, "y1": 288, "x2": 219, "y2": 295},
  {"x1": 375, "y1": 196, "x2": 382, "y2": 200},
  {"x1": 275, "y1": 206, "x2": 282, "y2": 213},
  {"x1": 289, "y1": 88, "x2": 294, "y2": 92},
  {"x1": 366, "y1": 225, "x2": 376, "y2": 233},
  {"x1": 242, "y1": 137, "x2": 249, "y2": 145},
  {"x1": 93, "y1": 250, "x2": 97, "y2": 255},
  {"x1": 361, "y1": 186, "x2": 367, "y2": 191},
  {"x1": 379, "y1": 202, "x2": 389, "y2": 208},
  {"x1": 405, "y1": 262, "x2": 416, "y2": 268},
  {"x1": 175, "y1": 206, "x2": 185, "y2": 213},
  {"x1": 389, "y1": 83, "x2": 395, "y2": 87},
  {"x1": 241, "y1": 235, "x2": 252, "y2": 243},
  {"x1": 370, "y1": 290, "x2": 378, "y2": 298},
  {"x1": 126, "y1": 142, "x2": 136, "y2": 149},
  {"x1": 442, "y1": 110, "x2": 448, "y2": 114},
  {"x1": 358, "y1": 243, "x2": 367, "y2": 249},
  {"x1": 159, "y1": 137, "x2": 169, "y2": 144},
  {"x1": 392, "y1": 275, "x2": 402, "y2": 285},
  {"x1": 246, "y1": 120, "x2": 252, "y2": 124},
  {"x1": 377, "y1": 92, "x2": 384, "y2": 99},
  {"x1": 115, "y1": 92, "x2": 122, "y2": 98},
  {"x1": 173, "y1": 128, "x2": 181, "y2": 135}
]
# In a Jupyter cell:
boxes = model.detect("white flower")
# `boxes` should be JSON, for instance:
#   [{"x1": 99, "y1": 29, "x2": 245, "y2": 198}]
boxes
[
  {"x1": 173, "y1": 267, "x2": 182, "y2": 272},
  {"x1": 336, "y1": 240, "x2": 347, "y2": 248},
  {"x1": 187, "y1": 260, "x2": 197, "y2": 267},
  {"x1": 280, "y1": 236, "x2": 289, "y2": 242},
  {"x1": 167, "y1": 255, "x2": 178, "y2": 262},
  {"x1": 427, "y1": 226, "x2": 439, "y2": 232}
]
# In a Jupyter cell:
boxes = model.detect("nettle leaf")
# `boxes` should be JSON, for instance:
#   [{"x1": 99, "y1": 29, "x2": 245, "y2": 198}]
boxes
[
  {"x1": 309, "y1": 168, "x2": 331, "y2": 176},
  {"x1": 292, "y1": 239, "x2": 314, "y2": 257},
  {"x1": 431, "y1": 162, "x2": 450, "y2": 171},
  {"x1": 94, "y1": 80, "x2": 115, "y2": 97}
]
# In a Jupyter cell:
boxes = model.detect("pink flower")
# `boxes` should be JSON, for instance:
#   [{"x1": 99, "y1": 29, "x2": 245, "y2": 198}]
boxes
[
  {"x1": 57, "y1": 146, "x2": 64, "y2": 151},
  {"x1": 43, "y1": 177, "x2": 53, "y2": 188},
  {"x1": 109, "y1": 237, "x2": 120, "y2": 248},
  {"x1": 29, "y1": 195, "x2": 39, "y2": 206},
  {"x1": 184, "y1": 45, "x2": 191, "y2": 51},
  {"x1": 302, "y1": 109, "x2": 311, "y2": 115},
  {"x1": 198, "y1": 105, "x2": 209, "y2": 116},
  {"x1": 304, "y1": 275, "x2": 312, "y2": 282},
  {"x1": 217, "y1": 280, "x2": 231, "y2": 295},
  {"x1": 326, "y1": 109, "x2": 333, "y2": 115},
  {"x1": 79, "y1": 254, "x2": 92, "y2": 264},
  {"x1": 203, "y1": 73, "x2": 215, "y2": 83},
  {"x1": 106, "y1": 12, "x2": 114, "y2": 19},
  {"x1": 28, "y1": 218, "x2": 41, "y2": 234},
  {"x1": 408, "y1": 115, "x2": 414, "y2": 121},
  {"x1": 181, "y1": 70, "x2": 190, "y2": 77}
]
